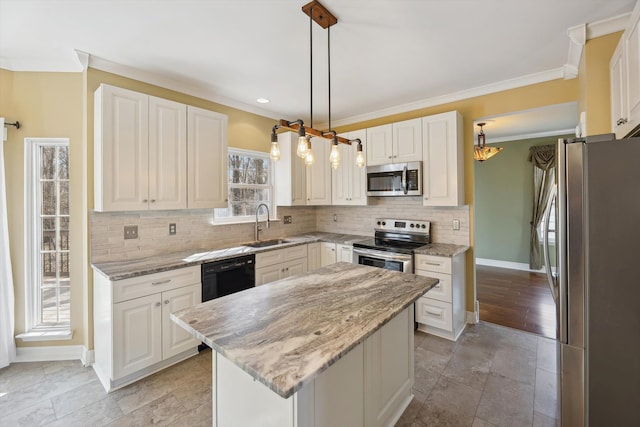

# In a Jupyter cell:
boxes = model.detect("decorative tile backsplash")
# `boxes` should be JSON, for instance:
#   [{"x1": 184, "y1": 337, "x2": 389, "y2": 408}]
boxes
[{"x1": 90, "y1": 198, "x2": 469, "y2": 263}]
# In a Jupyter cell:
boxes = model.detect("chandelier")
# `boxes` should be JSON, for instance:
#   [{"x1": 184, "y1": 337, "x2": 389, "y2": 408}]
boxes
[
  {"x1": 473, "y1": 122, "x2": 504, "y2": 161},
  {"x1": 269, "y1": 0, "x2": 364, "y2": 169}
]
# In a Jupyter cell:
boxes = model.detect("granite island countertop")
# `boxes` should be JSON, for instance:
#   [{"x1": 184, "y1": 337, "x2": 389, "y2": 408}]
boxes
[
  {"x1": 170, "y1": 262, "x2": 438, "y2": 399},
  {"x1": 91, "y1": 232, "x2": 369, "y2": 281}
]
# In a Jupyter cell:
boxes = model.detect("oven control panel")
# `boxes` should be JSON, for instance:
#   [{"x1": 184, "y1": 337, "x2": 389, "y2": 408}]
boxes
[{"x1": 374, "y1": 218, "x2": 430, "y2": 233}]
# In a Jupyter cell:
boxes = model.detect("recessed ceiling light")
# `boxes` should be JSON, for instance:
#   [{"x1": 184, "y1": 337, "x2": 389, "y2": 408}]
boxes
[{"x1": 257, "y1": 98, "x2": 270, "y2": 104}]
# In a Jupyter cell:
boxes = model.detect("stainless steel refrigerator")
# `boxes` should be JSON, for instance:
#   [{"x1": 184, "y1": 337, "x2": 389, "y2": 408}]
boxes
[{"x1": 543, "y1": 134, "x2": 640, "y2": 426}]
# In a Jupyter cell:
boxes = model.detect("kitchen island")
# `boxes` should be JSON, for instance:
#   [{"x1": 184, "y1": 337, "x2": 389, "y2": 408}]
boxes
[{"x1": 171, "y1": 262, "x2": 438, "y2": 427}]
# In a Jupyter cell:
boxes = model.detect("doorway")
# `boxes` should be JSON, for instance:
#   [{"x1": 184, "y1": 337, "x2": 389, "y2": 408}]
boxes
[{"x1": 472, "y1": 105, "x2": 576, "y2": 339}]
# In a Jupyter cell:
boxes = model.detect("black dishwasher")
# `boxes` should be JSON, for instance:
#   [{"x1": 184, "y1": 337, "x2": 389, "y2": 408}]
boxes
[{"x1": 201, "y1": 254, "x2": 255, "y2": 302}]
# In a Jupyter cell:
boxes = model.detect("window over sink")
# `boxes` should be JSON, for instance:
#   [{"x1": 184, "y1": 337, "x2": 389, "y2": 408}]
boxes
[{"x1": 213, "y1": 148, "x2": 275, "y2": 224}]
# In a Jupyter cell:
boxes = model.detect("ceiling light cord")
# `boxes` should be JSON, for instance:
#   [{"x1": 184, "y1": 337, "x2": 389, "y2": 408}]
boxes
[{"x1": 309, "y1": 6, "x2": 313, "y2": 129}]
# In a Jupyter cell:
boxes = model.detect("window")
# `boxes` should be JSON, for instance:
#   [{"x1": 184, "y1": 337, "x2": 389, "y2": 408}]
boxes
[
  {"x1": 538, "y1": 197, "x2": 556, "y2": 244},
  {"x1": 214, "y1": 148, "x2": 274, "y2": 223},
  {"x1": 24, "y1": 139, "x2": 70, "y2": 334}
]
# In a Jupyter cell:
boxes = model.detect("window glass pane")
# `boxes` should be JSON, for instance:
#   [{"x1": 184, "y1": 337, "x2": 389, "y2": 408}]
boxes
[
  {"x1": 41, "y1": 287, "x2": 58, "y2": 324},
  {"x1": 58, "y1": 147, "x2": 69, "y2": 179},
  {"x1": 40, "y1": 147, "x2": 56, "y2": 179},
  {"x1": 58, "y1": 286, "x2": 70, "y2": 324},
  {"x1": 59, "y1": 181, "x2": 69, "y2": 215},
  {"x1": 41, "y1": 252, "x2": 57, "y2": 280},
  {"x1": 41, "y1": 182, "x2": 57, "y2": 215},
  {"x1": 60, "y1": 217, "x2": 70, "y2": 250},
  {"x1": 60, "y1": 252, "x2": 70, "y2": 278}
]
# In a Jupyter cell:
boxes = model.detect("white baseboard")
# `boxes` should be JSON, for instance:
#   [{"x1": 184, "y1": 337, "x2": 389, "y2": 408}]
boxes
[
  {"x1": 81, "y1": 348, "x2": 95, "y2": 367},
  {"x1": 15, "y1": 345, "x2": 90, "y2": 364},
  {"x1": 475, "y1": 258, "x2": 545, "y2": 273}
]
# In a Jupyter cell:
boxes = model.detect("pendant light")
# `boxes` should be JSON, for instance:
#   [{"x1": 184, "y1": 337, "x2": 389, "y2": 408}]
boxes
[
  {"x1": 270, "y1": 1, "x2": 363, "y2": 168},
  {"x1": 474, "y1": 122, "x2": 504, "y2": 161}
]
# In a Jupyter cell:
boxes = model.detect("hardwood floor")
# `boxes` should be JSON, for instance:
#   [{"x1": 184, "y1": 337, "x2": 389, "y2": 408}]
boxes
[{"x1": 476, "y1": 265, "x2": 557, "y2": 339}]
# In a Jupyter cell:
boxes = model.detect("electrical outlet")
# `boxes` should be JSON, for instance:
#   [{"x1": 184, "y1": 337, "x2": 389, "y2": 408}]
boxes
[
  {"x1": 283, "y1": 215, "x2": 292, "y2": 224},
  {"x1": 124, "y1": 225, "x2": 138, "y2": 240},
  {"x1": 333, "y1": 214, "x2": 337, "y2": 222},
  {"x1": 169, "y1": 223, "x2": 176, "y2": 235},
  {"x1": 452, "y1": 219, "x2": 460, "y2": 230}
]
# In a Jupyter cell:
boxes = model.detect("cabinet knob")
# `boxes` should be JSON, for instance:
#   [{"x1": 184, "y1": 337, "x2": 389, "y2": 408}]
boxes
[
  {"x1": 142, "y1": 199, "x2": 148, "y2": 203},
  {"x1": 150, "y1": 199, "x2": 156, "y2": 203},
  {"x1": 155, "y1": 302, "x2": 161, "y2": 307},
  {"x1": 424, "y1": 197, "x2": 428, "y2": 200},
  {"x1": 388, "y1": 156, "x2": 392, "y2": 159},
  {"x1": 617, "y1": 117, "x2": 628, "y2": 126},
  {"x1": 164, "y1": 300, "x2": 169, "y2": 304}
]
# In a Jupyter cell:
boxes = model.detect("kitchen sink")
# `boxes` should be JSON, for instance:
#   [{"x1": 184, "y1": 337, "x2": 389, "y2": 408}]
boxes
[{"x1": 244, "y1": 239, "x2": 291, "y2": 248}]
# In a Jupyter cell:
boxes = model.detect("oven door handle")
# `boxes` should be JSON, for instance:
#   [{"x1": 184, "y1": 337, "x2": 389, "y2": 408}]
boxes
[
  {"x1": 353, "y1": 247, "x2": 412, "y2": 262},
  {"x1": 402, "y1": 165, "x2": 408, "y2": 195}
]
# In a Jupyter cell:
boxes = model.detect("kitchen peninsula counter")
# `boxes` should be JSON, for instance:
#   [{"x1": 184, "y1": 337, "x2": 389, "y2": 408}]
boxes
[{"x1": 171, "y1": 262, "x2": 438, "y2": 426}]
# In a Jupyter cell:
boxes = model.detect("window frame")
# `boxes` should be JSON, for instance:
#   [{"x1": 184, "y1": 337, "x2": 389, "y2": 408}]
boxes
[
  {"x1": 212, "y1": 148, "x2": 276, "y2": 225},
  {"x1": 23, "y1": 138, "x2": 71, "y2": 336}
]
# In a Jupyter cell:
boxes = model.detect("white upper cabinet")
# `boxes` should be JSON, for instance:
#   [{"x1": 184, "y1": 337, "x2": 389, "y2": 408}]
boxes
[
  {"x1": 306, "y1": 137, "x2": 332, "y2": 205},
  {"x1": 94, "y1": 84, "x2": 228, "y2": 212},
  {"x1": 187, "y1": 106, "x2": 228, "y2": 209},
  {"x1": 148, "y1": 96, "x2": 187, "y2": 210},
  {"x1": 611, "y1": 3, "x2": 640, "y2": 138},
  {"x1": 95, "y1": 84, "x2": 150, "y2": 212},
  {"x1": 366, "y1": 118, "x2": 422, "y2": 166},
  {"x1": 275, "y1": 132, "x2": 307, "y2": 206},
  {"x1": 422, "y1": 111, "x2": 464, "y2": 207},
  {"x1": 333, "y1": 129, "x2": 367, "y2": 206}
]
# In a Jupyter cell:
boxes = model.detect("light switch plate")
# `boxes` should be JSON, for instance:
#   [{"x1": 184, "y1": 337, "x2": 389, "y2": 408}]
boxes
[
  {"x1": 452, "y1": 219, "x2": 460, "y2": 230},
  {"x1": 124, "y1": 225, "x2": 138, "y2": 240},
  {"x1": 169, "y1": 223, "x2": 176, "y2": 235}
]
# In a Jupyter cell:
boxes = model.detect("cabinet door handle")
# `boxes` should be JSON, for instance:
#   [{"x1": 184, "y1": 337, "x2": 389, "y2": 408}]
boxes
[
  {"x1": 425, "y1": 308, "x2": 443, "y2": 318},
  {"x1": 164, "y1": 300, "x2": 170, "y2": 304},
  {"x1": 434, "y1": 283, "x2": 441, "y2": 289},
  {"x1": 424, "y1": 262, "x2": 442, "y2": 266},
  {"x1": 155, "y1": 302, "x2": 162, "y2": 307},
  {"x1": 617, "y1": 117, "x2": 628, "y2": 126},
  {"x1": 152, "y1": 279, "x2": 171, "y2": 285}
]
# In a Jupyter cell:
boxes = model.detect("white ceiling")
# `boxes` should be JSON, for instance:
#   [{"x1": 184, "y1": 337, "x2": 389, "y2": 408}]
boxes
[{"x1": 0, "y1": 0, "x2": 636, "y2": 136}]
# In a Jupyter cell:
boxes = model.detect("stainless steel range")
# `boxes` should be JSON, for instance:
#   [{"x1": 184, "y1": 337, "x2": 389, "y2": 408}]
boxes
[{"x1": 352, "y1": 218, "x2": 430, "y2": 273}]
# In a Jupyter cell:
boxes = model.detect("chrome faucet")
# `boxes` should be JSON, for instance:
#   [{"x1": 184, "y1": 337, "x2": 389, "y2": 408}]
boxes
[{"x1": 255, "y1": 203, "x2": 270, "y2": 241}]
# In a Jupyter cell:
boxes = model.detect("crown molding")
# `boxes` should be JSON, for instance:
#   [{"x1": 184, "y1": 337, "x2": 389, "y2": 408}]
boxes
[
  {"x1": 322, "y1": 68, "x2": 565, "y2": 129},
  {"x1": 483, "y1": 128, "x2": 576, "y2": 144},
  {"x1": 587, "y1": 12, "x2": 631, "y2": 39},
  {"x1": 88, "y1": 55, "x2": 282, "y2": 120}
]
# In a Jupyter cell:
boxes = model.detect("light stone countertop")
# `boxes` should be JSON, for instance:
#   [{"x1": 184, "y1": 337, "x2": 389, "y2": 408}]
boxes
[
  {"x1": 91, "y1": 232, "x2": 369, "y2": 281},
  {"x1": 170, "y1": 262, "x2": 438, "y2": 399},
  {"x1": 414, "y1": 242, "x2": 469, "y2": 257}
]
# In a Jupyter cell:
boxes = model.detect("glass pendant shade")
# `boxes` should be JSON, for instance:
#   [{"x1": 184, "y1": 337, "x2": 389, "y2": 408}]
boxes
[
  {"x1": 329, "y1": 141, "x2": 340, "y2": 170},
  {"x1": 305, "y1": 138, "x2": 315, "y2": 165},
  {"x1": 270, "y1": 141, "x2": 281, "y2": 161},
  {"x1": 355, "y1": 143, "x2": 365, "y2": 168},
  {"x1": 269, "y1": 131, "x2": 281, "y2": 161},
  {"x1": 296, "y1": 136, "x2": 309, "y2": 158}
]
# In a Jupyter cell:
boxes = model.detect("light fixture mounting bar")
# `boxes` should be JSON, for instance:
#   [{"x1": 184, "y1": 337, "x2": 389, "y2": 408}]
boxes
[
  {"x1": 278, "y1": 119, "x2": 351, "y2": 145},
  {"x1": 302, "y1": 0, "x2": 337, "y2": 29}
]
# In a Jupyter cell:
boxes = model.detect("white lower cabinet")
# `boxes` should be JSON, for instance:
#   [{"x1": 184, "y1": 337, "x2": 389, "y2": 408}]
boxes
[
  {"x1": 414, "y1": 253, "x2": 466, "y2": 341},
  {"x1": 255, "y1": 245, "x2": 308, "y2": 286},
  {"x1": 214, "y1": 305, "x2": 415, "y2": 427},
  {"x1": 307, "y1": 242, "x2": 321, "y2": 271},
  {"x1": 93, "y1": 266, "x2": 201, "y2": 392},
  {"x1": 320, "y1": 242, "x2": 337, "y2": 266}
]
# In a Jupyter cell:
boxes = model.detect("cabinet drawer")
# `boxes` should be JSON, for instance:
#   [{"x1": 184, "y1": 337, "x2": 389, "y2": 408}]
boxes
[
  {"x1": 255, "y1": 245, "x2": 307, "y2": 268},
  {"x1": 415, "y1": 255, "x2": 451, "y2": 274},
  {"x1": 113, "y1": 266, "x2": 201, "y2": 303},
  {"x1": 416, "y1": 271, "x2": 452, "y2": 303},
  {"x1": 415, "y1": 298, "x2": 452, "y2": 332}
]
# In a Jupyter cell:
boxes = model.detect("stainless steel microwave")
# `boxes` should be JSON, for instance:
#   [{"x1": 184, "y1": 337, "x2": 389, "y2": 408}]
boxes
[{"x1": 366, "y1": 162, "x2": 422, "y2": 196}]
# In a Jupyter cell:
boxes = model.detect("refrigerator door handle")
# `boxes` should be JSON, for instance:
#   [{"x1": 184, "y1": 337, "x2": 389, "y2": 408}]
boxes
[{"x1": 543, "y1": 187, "x2": 559, "y2": 304}]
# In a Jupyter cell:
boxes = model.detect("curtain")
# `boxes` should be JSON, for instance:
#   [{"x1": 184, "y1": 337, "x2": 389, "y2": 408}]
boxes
[
  {"x1": 528, "y1": 144, "x2": 556, "y2": 270},
  {"x1": 0, "y1": 118, "x2": 16, "y2": 368}
]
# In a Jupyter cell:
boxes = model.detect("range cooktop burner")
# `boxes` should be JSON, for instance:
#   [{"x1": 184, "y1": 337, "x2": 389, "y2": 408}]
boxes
[{"x1": 353, "y1": 218, "x2": 431, "y2": 255}]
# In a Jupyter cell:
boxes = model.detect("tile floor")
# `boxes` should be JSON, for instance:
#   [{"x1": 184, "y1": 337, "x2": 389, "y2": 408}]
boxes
[{"x1": 0, "y1": 321, "x2": 558, "y2": 427}]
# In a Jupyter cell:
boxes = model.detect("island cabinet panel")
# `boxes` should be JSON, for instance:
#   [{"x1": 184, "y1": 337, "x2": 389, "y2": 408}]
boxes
[
  {"x1": 364, "y1": 306, "x2": 414, "y2": 427},
  {"x1": 210, "y1": 305, "x2": 414, "y2": 427}
]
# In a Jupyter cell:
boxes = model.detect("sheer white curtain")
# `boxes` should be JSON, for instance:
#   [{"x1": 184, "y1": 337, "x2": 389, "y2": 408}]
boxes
[{"x1": 0, "y1": 117, "x2": 16, "y2": 368}]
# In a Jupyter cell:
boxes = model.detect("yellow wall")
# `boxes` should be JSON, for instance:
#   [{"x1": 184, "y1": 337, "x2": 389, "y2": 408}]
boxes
[
  {"x1": 336, "y1": 78, "x2": 580, "y2": 311},
  {"x1": 579, "y1": 32, "x2": 622, "y2": 135},
  {"x1": 1, "y1": 70, "x2": 85, "y2": 347},
  {"x1": 1, "y1": 29, "x2": 618, "y2": 351}
]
